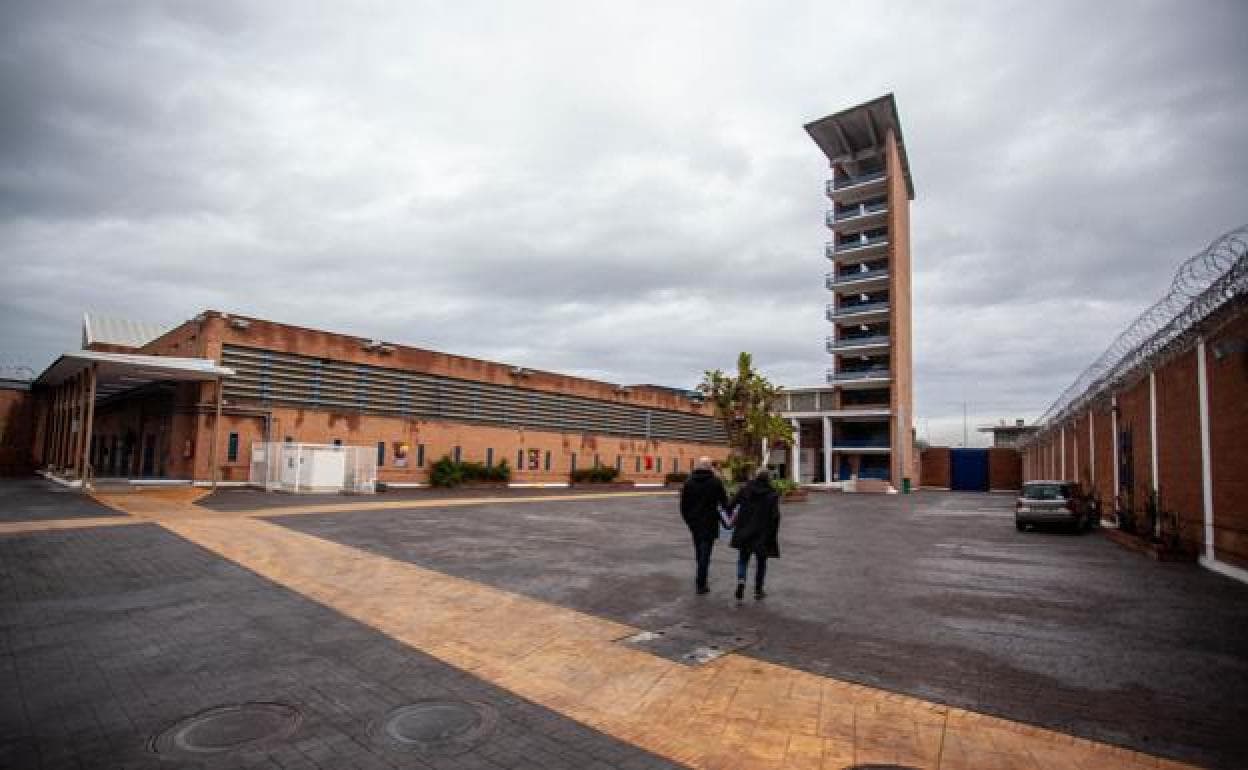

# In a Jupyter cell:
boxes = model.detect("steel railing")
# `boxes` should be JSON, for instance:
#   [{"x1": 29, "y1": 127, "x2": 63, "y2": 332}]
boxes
[
  {"x1": 826, "y1": 269, "x2": 889, "y2": 288},
  {"x1": 827, "y1": 170, "x2": 886, "y2": 194},
  {"x1": 826, "y1": 368, "x2": 891, "y2": 382},
  {"x1": 827, "y1": 302, "x2": 890, "y2": 319},
  {"x1": 826, "y1": 335, "x2": 891, "y2": 351}
]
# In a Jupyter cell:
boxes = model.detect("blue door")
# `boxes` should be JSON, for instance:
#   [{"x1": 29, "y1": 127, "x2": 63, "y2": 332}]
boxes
[{"x1": 950, "y1": 449, "x2": 989, "y2": 491}]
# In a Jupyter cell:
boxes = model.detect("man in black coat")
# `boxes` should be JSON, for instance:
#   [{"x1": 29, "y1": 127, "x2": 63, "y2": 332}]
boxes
[{"x1": 679, "y1": 457, "x2": 728, "y2": 594}]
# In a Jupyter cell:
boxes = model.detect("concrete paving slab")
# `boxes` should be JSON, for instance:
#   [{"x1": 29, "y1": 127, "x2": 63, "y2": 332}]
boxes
[{"x1": 274, "y1": 491, "x2": 1248, "y2": 769}]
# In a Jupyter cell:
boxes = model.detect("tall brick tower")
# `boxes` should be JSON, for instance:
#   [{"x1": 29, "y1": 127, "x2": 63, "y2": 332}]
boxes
[{"x1": 803, "y1": 94, "x2": 915, "y2": 488}]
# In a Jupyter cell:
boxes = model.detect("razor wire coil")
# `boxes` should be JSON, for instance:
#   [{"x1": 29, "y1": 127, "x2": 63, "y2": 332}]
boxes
[{"x1": 1027, "y1": 224, "x2": 1248, "y2": 444}]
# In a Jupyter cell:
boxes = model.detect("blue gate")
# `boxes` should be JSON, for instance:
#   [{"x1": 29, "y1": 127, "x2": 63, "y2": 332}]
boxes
[{"x1": 950, "y1": 448, "x2": 989, "y2": 491}]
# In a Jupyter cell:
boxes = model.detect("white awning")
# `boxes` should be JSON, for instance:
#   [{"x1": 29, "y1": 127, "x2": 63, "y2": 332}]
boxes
[{"x1": 34, "y1": 351, "x2": 233, "y2": 400}]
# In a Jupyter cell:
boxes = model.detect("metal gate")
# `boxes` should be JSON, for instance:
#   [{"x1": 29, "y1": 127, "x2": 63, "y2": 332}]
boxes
[{"x1": 950, "y1": 448, "x2": 989, "y2": 491}]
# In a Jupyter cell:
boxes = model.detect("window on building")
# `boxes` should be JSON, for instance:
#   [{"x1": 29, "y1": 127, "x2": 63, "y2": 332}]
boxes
[
  {"x1": 486, "y1": 447, "x2": 494, "y2": 467},
  {"x1": 333, "y1": 438, "x2": 342, "y2": 447},
  {"x1": 377, "y1": 441, "x2": 385, "y2": 466},
  {"x1": 593, "y1": 454, "x2": 600, "y2": 468},
  {"x1": 227, "y1": 433, "x2": 239, "y2": 462},
  {"x1": 635, "y1": 456, "x2": 641, "y2": 473},
  {"x1": 544, "y1": 450, "x2": 551, "y2": 470},
  {"x1": 656, "y1": 457, "x2": 662, "y2": 473},
  {"x1": 284, "y1": 436, "x2": 293, "y2": 443},
  {"x1": 616, "y1": 455, "x2": 622, "y2": 472},
  {"x1": 417, "y1": 443, "x2": 426, "y2": 467},
  {"x1": 570, "y1": 453, "x2": 577, "y2": 472},
  {"x1": 453, "y1": 446, "x2": 461, "y2": 463},
  {"x1": 673, "y1": 457, "x2": 679, "y2": 473},
  {"x1": 517, "y1": 449, "x2": 524, "y2": 468}
]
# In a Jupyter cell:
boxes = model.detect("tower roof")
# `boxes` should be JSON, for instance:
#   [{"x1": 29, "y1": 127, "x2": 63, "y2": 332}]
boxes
[{"x1": 804, "y1": 94, "x2": 914, "y2": 200}]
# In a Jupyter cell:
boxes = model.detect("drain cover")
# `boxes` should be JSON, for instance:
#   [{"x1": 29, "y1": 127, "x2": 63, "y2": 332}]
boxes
[
  {"x1": 150, "y1": 702, "x2": 301, "y2": 758},
  {"x1": 372, "y1": 700, "x2": 497, "y2": 755},
  {"x1": 619, "y1": 622, "x2": 758, "y2": 665}
]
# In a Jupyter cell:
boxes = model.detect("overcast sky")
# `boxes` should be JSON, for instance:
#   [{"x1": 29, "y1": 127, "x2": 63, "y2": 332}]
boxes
[{"x1": 2, "y1": 1, "x2": 1245, "y2": 445}]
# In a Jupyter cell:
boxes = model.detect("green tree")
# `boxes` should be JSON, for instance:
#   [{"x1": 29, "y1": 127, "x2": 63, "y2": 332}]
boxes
[{"x1": 698, "y1": 352, "x2": 793, "y2": 475}]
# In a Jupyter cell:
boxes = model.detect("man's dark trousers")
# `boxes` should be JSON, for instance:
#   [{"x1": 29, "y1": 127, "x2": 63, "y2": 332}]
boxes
[{"x1": 693, "y1": 536, "x2": 715, "y2": 591}]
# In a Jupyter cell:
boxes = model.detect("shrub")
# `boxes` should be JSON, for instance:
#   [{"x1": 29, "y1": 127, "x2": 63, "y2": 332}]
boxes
[
  {"x1": 430, "y1": 456, "x2": 511, "y2": 487},
  {"x1": 664, "y1": 472, "x2": 689, "y2": 484},
  {"x1": 570, "y1": 466, "x2": 619, "y2": 483},
  {"x1": 771, "y1": 478, "x2": 799, "y2": 495},
  {"x1": 430, "y1": 455, "x2": 464, "y2": 488}
]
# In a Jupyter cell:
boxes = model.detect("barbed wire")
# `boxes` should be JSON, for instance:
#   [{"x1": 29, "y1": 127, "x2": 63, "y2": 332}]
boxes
[{"x1": 1027, "y1": 224, "x2": 1248, "y2": 443}]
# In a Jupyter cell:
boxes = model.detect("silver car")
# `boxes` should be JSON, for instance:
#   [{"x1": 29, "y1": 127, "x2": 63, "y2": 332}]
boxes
[{"x1": 1015, "y1": 480, "x2": 1093, "y2": 532}]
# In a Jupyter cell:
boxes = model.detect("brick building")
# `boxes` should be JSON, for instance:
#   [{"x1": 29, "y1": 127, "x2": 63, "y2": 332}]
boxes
[{"x1": 27, "y1": 311, "x2": 731, "y2": 487}]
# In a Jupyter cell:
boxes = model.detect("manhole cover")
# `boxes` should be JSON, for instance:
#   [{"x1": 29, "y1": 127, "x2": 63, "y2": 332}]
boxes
[
  {"x1": 619, "y1": 622, "x2": 758, "y2": 665},
  {"x1": 149, "y1": 702, "x2": 301, "y2": 758},
  {"x1": 372, "y1": 700, "x2": 497, "y2": 755}
]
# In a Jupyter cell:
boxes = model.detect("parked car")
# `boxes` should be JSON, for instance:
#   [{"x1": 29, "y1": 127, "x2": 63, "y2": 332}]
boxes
[{"x1": 1015, "y1": 480, "x2": 1095, "y2": 532}]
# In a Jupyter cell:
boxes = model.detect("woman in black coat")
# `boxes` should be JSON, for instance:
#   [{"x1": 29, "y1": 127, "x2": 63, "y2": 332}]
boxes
[{"x1": 728, "y1": 468, "x2": 781, "y2": 600}]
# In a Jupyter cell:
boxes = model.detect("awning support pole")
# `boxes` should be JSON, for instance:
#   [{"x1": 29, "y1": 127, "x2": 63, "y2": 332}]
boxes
[
  {"x1": 79, "y1": 364, "x2": 97, "y2": 492},
  {"x1": 210, "y1": 377, "x2": 223, "y2": 489}
]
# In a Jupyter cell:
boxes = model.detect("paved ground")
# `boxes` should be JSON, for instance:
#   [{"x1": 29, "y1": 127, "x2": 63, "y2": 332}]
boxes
[
  {"x1": 0, "y1": 512, "x2": 678, "y2": 769},
  {"x1": 266, "y1": 489, "x2": 1248, "y2": 769},
  {"x1": 2, "y1": 480, "x2": 1246, "y2": 769},
  {"x1": 0, "y1": 478, "x2": 124, "y2": 522}
]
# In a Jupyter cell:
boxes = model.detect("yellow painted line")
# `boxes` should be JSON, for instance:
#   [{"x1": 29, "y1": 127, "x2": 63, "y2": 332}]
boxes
[
  {"x1": 0, "y1": 516, "x2": 144, "y2": 536},
  {"x1": 91, "y1": 489, "x2": 674, "y2": 521},
  {"x1": 157, "y1": 514, "x2": 1197, "y2": 770}
]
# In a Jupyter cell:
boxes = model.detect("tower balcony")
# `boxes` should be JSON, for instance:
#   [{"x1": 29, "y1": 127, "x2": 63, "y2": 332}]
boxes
[
  {"x1": 826, "y1": 301, "x2": 891, "y2": 323},
  {"x1": 826, "y1": 234, "x2": 890, "y2": 261},
  {"x1": 825, "y1": 171, "x2": 888, "y2": 204},
  {"x1": 825, "y1": 200, "x2": 889, "y2": 232},
  {"x1": 826, "y1": 268, "x2": 889, "y2": 292},
  {"x1": 826, "y1": 334, "x2": 891, "y2": 354},
  {"x1": 826, "y1": 367, "x2": 892, "y2": 386}
]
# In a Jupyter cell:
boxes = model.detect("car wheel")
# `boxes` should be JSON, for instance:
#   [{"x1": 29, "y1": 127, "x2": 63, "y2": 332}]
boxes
[{"x1": 1015, "y1": 521, "x2": 1025, "y2": 532}]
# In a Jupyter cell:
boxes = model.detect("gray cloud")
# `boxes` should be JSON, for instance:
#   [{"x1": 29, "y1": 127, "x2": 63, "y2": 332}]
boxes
[{"x1": 2, "y1": 0, "x2": 1245, "y2": 447}]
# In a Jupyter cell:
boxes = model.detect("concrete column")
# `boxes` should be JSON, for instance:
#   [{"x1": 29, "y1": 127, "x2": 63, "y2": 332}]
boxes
[
  {"x1": 822, "y1": 416, "x2": 833, "y2": 485},
  {"x1": 1089, "y1": 411, "x2": 1096, "y2": 487},
  {"x1": 1111, "y1": 395, "x2": 1119, "y2": 510},
  {"x1": 210, "y1": 377, "x2": 224, "y2": 488},
  {"x1": 1149, "y1": 369, "x2": 1159, "y2": 494},
  {"x1": 1059, "y1": 425, "x2": 1066, "y2": 480},
  {"x1": 790, "y1": 419, "x2": 801, "y2": 484},
  {"x1": 48, "y1": 385, "x2": 62, "y2": 468},
  {"x1": 1073, "y1": 418, "x2": 1079, "y2": 484},
  {"x1": 1197, "y1": 340, "x2": 1214, "y2": 562}
]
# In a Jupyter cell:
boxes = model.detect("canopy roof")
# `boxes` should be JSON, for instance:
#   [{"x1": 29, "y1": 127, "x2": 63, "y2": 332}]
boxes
[
  {"x1": 34, "y1": 351, "x2": 233, "y2": 400},
  {"x1": 804, "y1": 93, "x2": 915, "y2": 200}
]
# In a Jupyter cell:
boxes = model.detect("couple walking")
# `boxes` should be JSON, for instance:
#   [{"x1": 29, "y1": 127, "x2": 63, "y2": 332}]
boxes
[{"x1": 679, "y1": 457, "x2": 780, "y2": 600}]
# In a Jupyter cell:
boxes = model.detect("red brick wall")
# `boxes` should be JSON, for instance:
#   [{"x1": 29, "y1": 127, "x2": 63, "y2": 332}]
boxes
[
  {"x1": 987, "y1": 448, "x2": 1021, "y2": 491},
  {"x1": 0, "y1": 387, "x2": 34, "y2": 476},
  {"x1": 1208, "y1": 311, "x2": 1248, "y2": 567},
  {"x1": 1091, "y1": 404, "x2": 1115, "y2": 508},
  {"x1": 1115, "y1": 376, "x2": 1153, "y2": 523},
  {"x1": 202, "y1": 406, "x2": 728, "y2": 485},
  {"x1": 1156, "y1": 348, "x2": 1203, "y2": 549},
  {"x1": 920, "y1": 447, "x2": 950, "y2": 488},
  {"x1": 1019, "y1": 305, "x2": 1247, "y2": 568}
]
